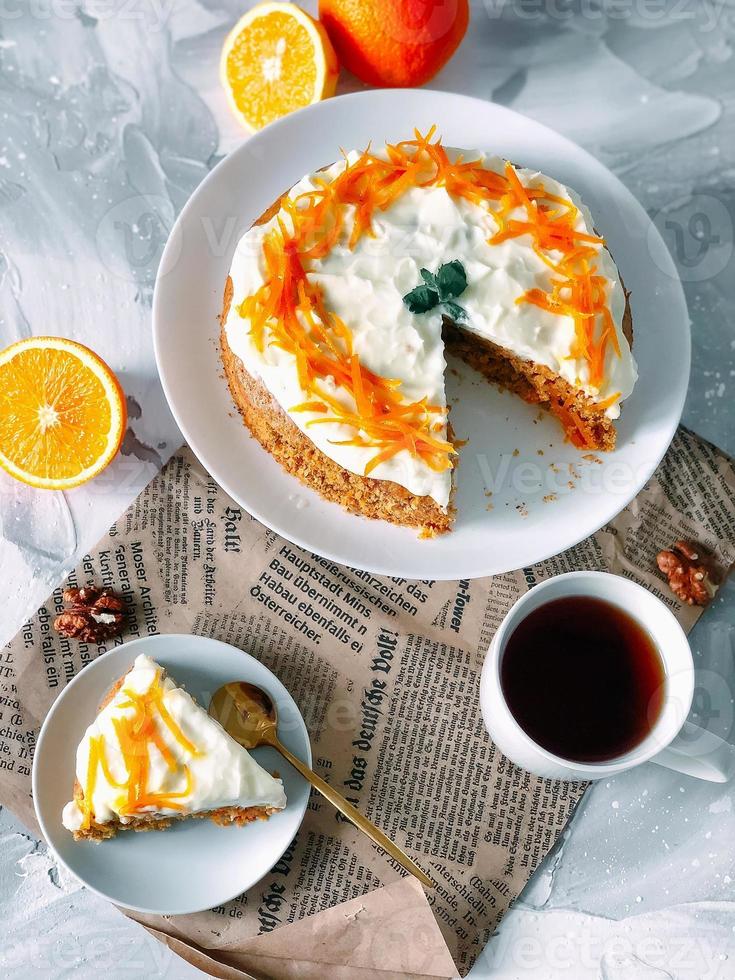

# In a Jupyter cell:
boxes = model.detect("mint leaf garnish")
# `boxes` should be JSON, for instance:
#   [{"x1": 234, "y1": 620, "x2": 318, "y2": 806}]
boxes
[
  {"x1": 436, "y1": 260, "x2": 467, "y2": 300},
  {"x1": 403, "y1": 260, "x2": 469, "y2": 321},
  {"x1": 420, "y1": 268, "x2": 438, "y2": 289},
  {"x1": 403, "y1": 284, "x2": 439, "y2": 315},
  {"x1": 443, "y1": 300, "x2": 467, "y2": 322}
]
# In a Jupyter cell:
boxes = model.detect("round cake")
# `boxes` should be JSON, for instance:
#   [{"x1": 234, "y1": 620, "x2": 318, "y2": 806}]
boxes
[{"x1": 220, "y1": 128, "x2": 637, "y2": 536}]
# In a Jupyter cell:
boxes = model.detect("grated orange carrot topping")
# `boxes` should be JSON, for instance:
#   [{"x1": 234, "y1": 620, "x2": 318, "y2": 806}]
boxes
[
  {"x1": 590, "y1": 390, "x2": 621, "y2": 413},
  {"x1": 80, "y1": 736, "x2": 103, "y2": 830},
  {"x1": 117, "y1": 770, "x2": 194, "y2": 817},
  {"x1": 236, "y1": 129, "x2": 621, "y2": 474},
  {"x1": 81, "y1": 672, "x2": 200, "y2": 824},
  {"x1": 96, "y1": 737, "x2": 127, "y2": 789},
  {"x1": 238, "y1": 208, "x2": 453, "y2": 476}
]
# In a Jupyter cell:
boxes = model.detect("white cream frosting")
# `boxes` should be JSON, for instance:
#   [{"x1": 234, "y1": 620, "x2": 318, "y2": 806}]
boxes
[
  {"x1": 62, "y1": 654, "x2": 286, "y2": 831},
  {"x1": 224, "y1": 145, "x2": 637, "y2": 509}
]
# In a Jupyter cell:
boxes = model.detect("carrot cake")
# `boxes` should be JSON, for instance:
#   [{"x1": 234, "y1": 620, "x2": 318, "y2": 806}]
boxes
[
  {"x1": 62, "y1": 654, "x2": 286, "y2": 841},
  {"x1": 220, "y1": 127, "x2": 637, "y2": 535}
]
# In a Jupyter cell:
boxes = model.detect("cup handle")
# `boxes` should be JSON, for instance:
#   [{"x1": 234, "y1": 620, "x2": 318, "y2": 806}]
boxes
[{"x1": 651, "y1": 722, "x2": 735, "y2": 782}]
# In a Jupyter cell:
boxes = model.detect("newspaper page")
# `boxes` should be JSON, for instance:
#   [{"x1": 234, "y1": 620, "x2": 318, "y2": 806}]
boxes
[{"x1": 1, "y1": 425, "x2": 733, "y2": 979}]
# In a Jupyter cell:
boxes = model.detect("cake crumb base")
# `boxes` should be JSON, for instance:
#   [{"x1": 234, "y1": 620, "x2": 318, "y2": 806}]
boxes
[{"x1": 70, "y1": 799, "x2": 279, "y2": 842}]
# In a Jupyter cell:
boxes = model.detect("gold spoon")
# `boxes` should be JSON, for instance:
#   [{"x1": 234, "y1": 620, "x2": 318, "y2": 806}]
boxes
[{"x1": 209, "y1": 681, "x2": 434, "y2": 889}]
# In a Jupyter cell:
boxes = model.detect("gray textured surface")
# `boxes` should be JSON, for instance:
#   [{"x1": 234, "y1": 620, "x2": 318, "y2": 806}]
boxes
[{"x1": 0, "y1": 1, "x2": 734, "y2": 977}]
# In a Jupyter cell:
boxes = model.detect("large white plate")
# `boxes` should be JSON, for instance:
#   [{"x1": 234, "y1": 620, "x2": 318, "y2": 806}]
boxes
[
  {"x1": 32, "y1": 634, "x2": 311, "y2": 915},
  {"x1": 153, "y1": 89, "x2": 689, "y2": 580}
]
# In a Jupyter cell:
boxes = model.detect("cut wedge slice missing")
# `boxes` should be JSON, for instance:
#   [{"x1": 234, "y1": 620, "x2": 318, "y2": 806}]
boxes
[
  {"x1": 62, "y1": 654, "x2": 287, "y2": 841},
  {"x1": 0, "y1": 336, "x2": 127, "y2": 490},
  {"x1": 220, "y1": 1, "x2": 338, "y2": 132}
]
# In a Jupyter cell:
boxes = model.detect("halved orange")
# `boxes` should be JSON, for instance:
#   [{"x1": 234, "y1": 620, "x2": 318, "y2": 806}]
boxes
[
  {"x1": 220, "y1": 1, "x2": 338, "y2": 132},
  {"x1": 0, "y1": 337, "x2": 127, "y2": 490}
]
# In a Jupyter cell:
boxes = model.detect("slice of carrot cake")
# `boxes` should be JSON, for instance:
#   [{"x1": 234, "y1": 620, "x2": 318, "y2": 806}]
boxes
[
  {"x1": 62, "y1": 654, "x2": 286, "y2": 841},
  {"x1": 220, "y1": 128, "x2": 637, "y2": 535}
]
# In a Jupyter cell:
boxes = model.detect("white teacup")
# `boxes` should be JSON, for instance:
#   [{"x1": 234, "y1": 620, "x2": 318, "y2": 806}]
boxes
[{"x1": 480, "y1": 571, "x2": 735, "y2": 782}]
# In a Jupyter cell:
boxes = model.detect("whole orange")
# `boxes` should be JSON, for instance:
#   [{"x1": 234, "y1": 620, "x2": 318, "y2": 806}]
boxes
[{"x1": 319, "y1": 0, "x2": 469, "y2": 88}]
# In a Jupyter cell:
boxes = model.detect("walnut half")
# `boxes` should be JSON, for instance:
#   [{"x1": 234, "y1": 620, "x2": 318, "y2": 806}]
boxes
[
  {"x1": 54, "y1": 586, "x2": 126, "y2": 643},
  {"x1": 656, "y1": 540, "x2": 716, "y2": 607}
]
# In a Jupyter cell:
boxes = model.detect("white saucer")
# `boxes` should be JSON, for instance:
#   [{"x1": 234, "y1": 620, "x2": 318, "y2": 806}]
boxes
[
  {"x1": 32, "y1": 634, "x2": 311, "y2": 915},
  {"x1": 153, "y1": 88, "x2": 690, "y2": 579}
]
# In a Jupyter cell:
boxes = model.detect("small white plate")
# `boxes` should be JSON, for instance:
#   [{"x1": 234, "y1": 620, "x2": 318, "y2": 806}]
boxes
[
  {"x1": 153, "y1": 88, "x2": 690, "y2": 579},
  {"x1": 32, "y1": 634, "x2": 311, "y2": 915}
]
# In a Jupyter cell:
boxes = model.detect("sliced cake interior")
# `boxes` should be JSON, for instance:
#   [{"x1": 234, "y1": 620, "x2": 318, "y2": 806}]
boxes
[
  {"x1": 442, "y1": 302, "x2": 633, "y2": 453},
  {"x1": 62, "y1": 654, "x2": 286, "y2": 841},
  {"x1": 220, "y1": 129, "x2": 637, "y2": 533}
]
